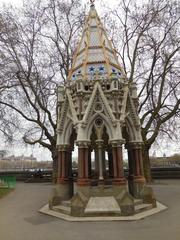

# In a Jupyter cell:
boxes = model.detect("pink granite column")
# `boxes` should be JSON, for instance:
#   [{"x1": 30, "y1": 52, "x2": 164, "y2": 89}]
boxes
[
  {"x1": 77, "y1": 143, "x2": 90, "y2": 186},
  {"x1": 57, "y1": 145, "x2": 69, "y2": 184},
  {"x1": 130, "y1": 143, "x2": 145, "y2": 183},
  {"x1": 112, "y1": 142, "x2": 126, "y2": 185},
  {"x1": 108, "y1": 147, "x2": 113, "y2": 177}
]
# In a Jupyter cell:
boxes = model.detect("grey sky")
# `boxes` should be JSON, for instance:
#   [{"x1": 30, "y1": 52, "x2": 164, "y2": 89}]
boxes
[{"x1": 0, "y1": 0, "x2": 120, "y2": 9}]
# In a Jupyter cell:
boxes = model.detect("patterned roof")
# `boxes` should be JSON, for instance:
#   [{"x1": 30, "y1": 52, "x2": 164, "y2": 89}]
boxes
[{"x1": 68, "y1": 3, "x2": 123, "y2": 81}]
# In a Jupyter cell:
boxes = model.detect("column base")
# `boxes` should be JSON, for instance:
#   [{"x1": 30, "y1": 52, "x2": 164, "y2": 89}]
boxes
[
  {"x1": 49, "y1": 180, "x2": 73, "y2": 208},
  {"x1": 57, "y1": 177, "x2": 70, "y2": 184},
  {"x1": 141, "y1": 186, "x2": 157, "y2": 207},
  {"x1": 97, "y1": 179, "x2": 105, "y2": 185},
  {"x1": 128, "y1": 175, "x2": 146, "y2": 198},
  {"x1": 112, "y1": 177, "x2": 127, "y2": 185},
  {"x1": 77, "y1": 179, "x2": 91, "y2": 186},
  {"x1": 128, "y1": 175, "x2": 156, "y2": 206},
  {"x1": 133, "y1": 175, "x2": 146, "y2": 183}
]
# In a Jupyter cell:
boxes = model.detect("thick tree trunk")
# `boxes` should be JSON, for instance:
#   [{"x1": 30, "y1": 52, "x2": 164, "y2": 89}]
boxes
[{"x1": 142, "y1": 146, "x2": 152, "y2": 183}]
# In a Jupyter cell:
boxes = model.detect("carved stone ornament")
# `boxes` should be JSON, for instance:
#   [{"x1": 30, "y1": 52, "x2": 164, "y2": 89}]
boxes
[
  {"x1": 94, "y1": 102, "x2": 103, "y2": 112},
  {"x1": 94, "y1": 117, "x2": 104, "y2": 128}
]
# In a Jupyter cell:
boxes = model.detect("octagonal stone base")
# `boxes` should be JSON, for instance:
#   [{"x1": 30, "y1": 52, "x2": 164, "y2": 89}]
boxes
[
  {"x1": 47, "y1": 182, "x2": 159, "y2": 219},
  {"x1": 39, "y1": 201, "x2": 167, "y2": 221}
]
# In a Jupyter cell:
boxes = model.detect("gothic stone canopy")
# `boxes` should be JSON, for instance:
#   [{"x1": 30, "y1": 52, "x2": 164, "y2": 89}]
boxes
[
  {"x1": 57, "y1": 4, "x2": 142, "y2": 146},
  {"x1": 52, "y1": 2, "x2": 156, "y2": 218}
]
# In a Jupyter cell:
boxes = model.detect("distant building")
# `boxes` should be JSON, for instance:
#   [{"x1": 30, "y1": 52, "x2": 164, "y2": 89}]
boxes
[
  {"x1": 0, "y1": 154, "x2": 37, "y2": 170},
  {"x1": 0, "y1": 150, "x2": 8, "y2": 159},
  {"x1": 1, "y1": 154, "x2": 37, "y2": 162},
  {"x1": 150, "y1": 155, "x2": 180, "y2": 167}
]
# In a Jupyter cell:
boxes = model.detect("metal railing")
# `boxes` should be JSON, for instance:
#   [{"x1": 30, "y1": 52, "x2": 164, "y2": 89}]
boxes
[
  {"x1": 1, "y1": 167, "x2": 180, "y2": 183},
  {"x1": 0, "y1": 176, "x2": 16, "y2": 189}
]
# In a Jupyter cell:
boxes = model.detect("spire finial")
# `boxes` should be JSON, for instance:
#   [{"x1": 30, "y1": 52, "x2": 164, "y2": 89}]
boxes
[{"x1": 90, "y1": 0, "x2": 95, "y2": 7}]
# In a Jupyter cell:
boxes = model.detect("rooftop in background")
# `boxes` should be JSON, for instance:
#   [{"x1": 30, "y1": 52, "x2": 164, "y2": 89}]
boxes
[{"x1": 0, "y1": 154, "x2": 37, "y2": 161}]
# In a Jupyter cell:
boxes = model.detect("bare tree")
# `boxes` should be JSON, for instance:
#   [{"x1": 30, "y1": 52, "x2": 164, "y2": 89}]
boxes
[
  {"x1": 0, "y1": 0, "x2": 85, "y2": 181},
  {"x1": 106, "y1": 0, "x2": 180, "y2": 181}
]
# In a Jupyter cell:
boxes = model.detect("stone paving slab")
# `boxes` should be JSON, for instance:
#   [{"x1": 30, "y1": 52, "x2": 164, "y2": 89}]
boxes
[{"x1": 85, "y1": 196, "x2": 121, "y2": 213}]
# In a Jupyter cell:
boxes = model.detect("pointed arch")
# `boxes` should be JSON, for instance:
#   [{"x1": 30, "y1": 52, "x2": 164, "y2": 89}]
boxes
[
  {"x1": 125, "y1": 116, "x2": 136, "y2": 141},
  {"x1": 62, "y1": 118, "x2": 74, "y2": 144},
  {"x1": 86, "y1": 112, "x2": 113, "y2": 140}
]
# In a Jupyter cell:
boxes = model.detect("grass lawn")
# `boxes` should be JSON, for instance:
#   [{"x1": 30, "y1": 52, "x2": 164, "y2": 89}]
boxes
[{"x1": 0, "y1": 188, "x2": 13, "y2": 199}]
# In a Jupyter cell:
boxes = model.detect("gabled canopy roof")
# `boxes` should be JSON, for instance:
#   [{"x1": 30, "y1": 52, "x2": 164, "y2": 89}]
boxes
[{"x1": 68, "y1": 2, "x2": 124, "y2": 81}]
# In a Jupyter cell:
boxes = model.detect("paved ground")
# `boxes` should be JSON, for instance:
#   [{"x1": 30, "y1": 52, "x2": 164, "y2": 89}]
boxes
[{"x1": 0, "y1": 180, "x2": 180, "y2": 240}]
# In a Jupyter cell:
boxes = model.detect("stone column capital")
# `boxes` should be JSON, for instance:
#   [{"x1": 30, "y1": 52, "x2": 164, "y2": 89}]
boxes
[
  {"x1": 95, "y1": 140, "x2": 104, "y2": 148},
  {"x1": 126, "y1": 142, "x2": 143, "y2": 150},
  {"x1": 57, "y1": 144, "x2": 70, "y2": 151},
  {"x1": 110, "y1": 139, "x2": 125, "y2": 147},
  {"x1": 76, "y1": 140, "x2": 91, "y2": 148}
]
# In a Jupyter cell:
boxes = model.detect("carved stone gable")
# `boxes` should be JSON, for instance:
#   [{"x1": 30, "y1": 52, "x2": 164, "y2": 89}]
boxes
[{"x1": 82, "y1": 82, "x2": 116, "y2": 126}]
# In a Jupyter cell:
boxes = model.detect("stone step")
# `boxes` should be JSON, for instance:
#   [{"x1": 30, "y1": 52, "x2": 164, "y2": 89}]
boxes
[
  {"x1": 53, "y1": 205, "x2": 71, "y2": 215},
  {"x1": 85, "y1": 207, "x2": 121, "y2": 217},
  {"x1": 134, "y1": 199, "x2": 143, "y2": 206},
  {"x1": 85, "y1": 196, "x2": 121, "y2": 216},
  {"x1": 61, "y1": 200, "x2": 71, "y2": 207},
  {"x1": 135, "y1": 203, "x2": 153, "y2": 214},
  {"x1": 85, "y1": 208, "x2": 121, "y2": 214},
  {"x1": 85, "y1": 210, "x2": 121, "y2": 217}
]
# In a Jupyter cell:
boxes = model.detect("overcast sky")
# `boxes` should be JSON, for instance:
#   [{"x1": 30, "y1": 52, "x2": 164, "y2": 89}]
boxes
[
  {"x1": 0, "y1": 0, "x2": 22, "y2": 6},
  {"x1": 0, "y1": 0, "x2": 179, "y2": 160},
  {"x1": 0, "y1": 0, "x2": 121, "y2": 10}
]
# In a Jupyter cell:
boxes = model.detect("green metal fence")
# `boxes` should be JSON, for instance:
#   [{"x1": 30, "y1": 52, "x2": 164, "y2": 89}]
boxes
[{"x1": 0, "y1": 176, "x2": 16, "y2": 189}]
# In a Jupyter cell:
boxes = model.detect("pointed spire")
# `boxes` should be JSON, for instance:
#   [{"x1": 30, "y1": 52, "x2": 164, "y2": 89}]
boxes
[
  {"x1": 90, "y1": 0, "x2": 95, "y2": 7},
  {"x1": 68, "y1": 2, "x2": 124, "y2": 81}
]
